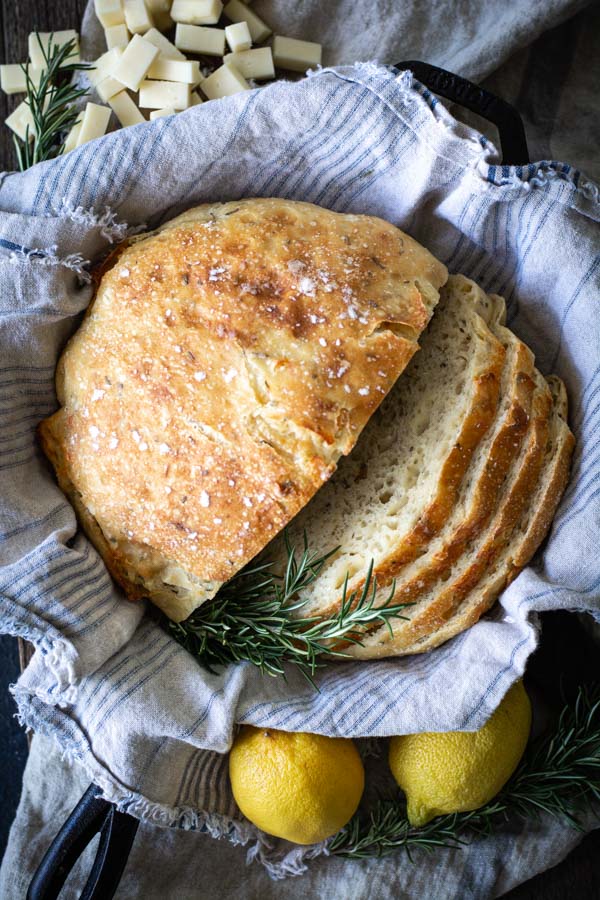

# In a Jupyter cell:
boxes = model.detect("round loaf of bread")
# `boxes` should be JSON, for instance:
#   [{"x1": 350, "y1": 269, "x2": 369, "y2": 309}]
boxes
[{"x1": 39, "y1": 198, "x2": 447, "y2": 621}]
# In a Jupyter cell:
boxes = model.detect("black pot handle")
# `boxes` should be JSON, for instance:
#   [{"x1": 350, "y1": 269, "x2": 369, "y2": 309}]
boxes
[
  {"x1": 396, "y1": 60, "x2": 530, "y2": 165},
  {"x1": 27, "y1": 783, "x2": 139, "y2": 900}
]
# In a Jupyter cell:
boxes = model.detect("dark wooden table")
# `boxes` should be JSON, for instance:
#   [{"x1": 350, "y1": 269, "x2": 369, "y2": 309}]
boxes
[{"x1": 1, "y1": 2, "x2": 599, "y2": 896}]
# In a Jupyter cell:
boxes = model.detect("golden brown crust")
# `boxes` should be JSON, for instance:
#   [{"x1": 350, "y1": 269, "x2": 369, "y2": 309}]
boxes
[{"x1": 39, "y1": 198, "x2": 447, "y2": 620}]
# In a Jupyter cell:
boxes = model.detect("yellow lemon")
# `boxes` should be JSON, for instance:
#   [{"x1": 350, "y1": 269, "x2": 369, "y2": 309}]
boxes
[
  {"x1": 229, "y1": 726, "x2": 365, "y2": 844},
  {"x1": 388, "y1": 680, "x2": 532, "y2": 826}
]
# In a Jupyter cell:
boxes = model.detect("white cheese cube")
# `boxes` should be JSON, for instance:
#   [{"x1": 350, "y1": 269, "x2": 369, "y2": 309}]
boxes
[
  {"x1": 223, "y1": 1, "x2": 270, "y2": 43},
  {"x1": 105, "y1": 24, "x2": 130, "y2": 50},
  {"x1": 108, "y1": 90, "x2": 145, "y2": 126},
  {"x1": 225, "y1": 21, "x2": 251, "y2": 53},
  {"x1": 150, "y1": 106, "x2": 175, "y2": 120},
  {"x1": 175, "y1": 24, "x2": 225, "y2": 56},
  {"x1": 87, "y1": 48, "x2": 124, "y2": 85},
  {"x1": 272, "y1": 35, "x2": 322, "y2": 72},
  {"x1": 124, "y1": 0, "x2": 154, "y2": 34},
  {"x1": 113, "y1": 34, "x2": 159, "y2": 91},
  {"x1": 63, "y1": 114, "x2": 83, "y2": 153},
  {"x1": 145, "y1": 0, "x2": 174, "y2": 31},
  {"x1": 143, "y1": 28, "x2": 187, "y2": 61},
  {"x1": 76, "y1": 102, "x2": 112, "y2": 146},
  {"x1": 94, "y1": 0, "x2": 125, "y2": 28},
  {"x1": 147, "y1": 56, "x2": 201, "y2": 84},
  {"x1": 139, "y1": 79, "x2": 191, "y2": 109},
  {"x1": 28, "y1": 31, "x2": 80, "y2": 69},
  {"x1": 5, "y1": 100, "x2": 34, "y2": 142},
  {"x1": 224, "y1": 47, "x2": 273, "y2": 80},
  {"x1": 0, "y1": 64, "x2": 42, "y2": 95},
  {"x1": 201, "y1": 63, "x2": 249, "y2": 100},
  {"x1": 189, "y1": 90, "x2": 203, "y2": 105},
  {"x1": 96, "y1": 74, "x2": 125, "y2": 101},
  {"x1": 171, "y1": 0, "x2": 223, "y2": 25}
]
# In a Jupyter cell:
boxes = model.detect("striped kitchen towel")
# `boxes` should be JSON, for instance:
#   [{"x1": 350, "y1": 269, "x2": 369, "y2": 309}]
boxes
[{"x1": 0, "y1": 63, "x2": 599, "y2": 880}]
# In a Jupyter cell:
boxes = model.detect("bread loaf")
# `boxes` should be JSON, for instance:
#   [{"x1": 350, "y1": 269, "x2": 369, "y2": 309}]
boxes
[
  {"x1": 38, "y1": 198, "x2": 447, "y2": 621},
  {"x1": 267, "y1": 275, "x2": 506, "y2": 619},
  {"x1": 267, "y1": 274, "x2": 573, "y2": 657}
]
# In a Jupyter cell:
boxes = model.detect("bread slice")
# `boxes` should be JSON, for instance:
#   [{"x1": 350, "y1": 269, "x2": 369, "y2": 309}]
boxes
[
  {"x1": 341, "y1": 277, "x2": 536, "y2": 625},
  {"x1": 349, "y1": 368, "x2": 554, "y2": 657},
  {"x1": 398, "y1": 376, "x2": 575, "y2": 656},
  {"x1": 267, "y1": 276, "x2": 506, "y2": 620},
  {"x1": 38, "y1": 199, "x2": 447, "y2": 622}
]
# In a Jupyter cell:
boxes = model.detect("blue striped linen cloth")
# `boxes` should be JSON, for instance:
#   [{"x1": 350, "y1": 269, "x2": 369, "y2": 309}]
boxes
[{"x1": 0, "y1": 64, "x2": 599, "y2": 876}]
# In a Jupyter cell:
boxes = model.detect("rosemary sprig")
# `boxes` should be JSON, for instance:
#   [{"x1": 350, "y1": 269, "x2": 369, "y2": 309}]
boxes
[
  {"x1": 329, "y1": 684, "x2": 600, "y2": 859},
  {"x1": 170, "y1": 533, "x2": 410, "y2": 682},
  {"x1": 13, "y1": 35, "x2": 90, "y2": 171}
]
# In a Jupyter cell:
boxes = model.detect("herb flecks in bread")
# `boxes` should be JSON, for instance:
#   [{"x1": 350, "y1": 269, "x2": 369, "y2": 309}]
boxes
[{"x1": 38, "y1": 198, "x2": 447, "y2": 621}]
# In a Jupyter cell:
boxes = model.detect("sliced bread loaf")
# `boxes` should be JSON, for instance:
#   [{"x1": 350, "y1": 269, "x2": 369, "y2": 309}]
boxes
[
  {"x1": 337, "y1": 276, "x2": 536, "y2": 628},
  {"x1": 266, "y1": 277, "x2": 506, "y2": 619},
  {"x1": 350, "y1": 368, "x2": 554, "y2": 657},
  {"x1": 397, "y1": 376, "x2": 575, "y2": 656}
]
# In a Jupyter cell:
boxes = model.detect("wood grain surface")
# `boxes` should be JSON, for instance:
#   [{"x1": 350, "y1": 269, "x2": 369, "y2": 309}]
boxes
[{"x1": 0, "y1": 2, "x2": 598, "y2": 896}]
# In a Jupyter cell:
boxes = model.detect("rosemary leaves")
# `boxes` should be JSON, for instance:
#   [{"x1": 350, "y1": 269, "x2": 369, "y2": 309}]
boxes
[
  {"x1": 169, "y1": 534, "x2": 410, "y2": 681},
  {"x1": 329, "y1": 685, "x2": 600, "y2": 859},
  {"x1": 13, "y1": 36, "x2": 90, "y2": 171}
]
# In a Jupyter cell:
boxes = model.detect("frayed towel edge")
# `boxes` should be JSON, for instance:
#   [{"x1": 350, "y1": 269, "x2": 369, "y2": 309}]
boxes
[{"x1": 10, "y1": 689, "x2": 330, "y2": 880}]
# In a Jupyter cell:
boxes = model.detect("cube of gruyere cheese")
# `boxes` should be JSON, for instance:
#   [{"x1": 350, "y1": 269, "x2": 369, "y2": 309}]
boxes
[
  {"x1": 109, "y1": 90, "x2": 145, "y2": 126},
  {"x1": 175, "y1": 24, "x2": 225, "y2": 56},
  {"x1": 28, "y1": 31, "x2": 80, "y2": 69},
  {"x1": 145, "y1": 0, "x2": 173, "y2": 32},
  {"x1": 5, "y1": 100, "x2": 35, "y2": 142},
  {"x1": 171, "y1": 0, "x2": 223, "y2": 26},
  {"x1": 124, "y1": 0, "x2": 154, "y2": 34},
  {"x1": 146, "y1": 57, "x2": 201, "y2": 85},
  {"x1": 149, "y1": 106, "x2": 176, "y2": 120},
  {"x1": 63, "y1": 114, "x2": 83, "y2": 153},
  {"x1": 223, "y1": 1, "x2": 270, "y2": 44},
  {"x1": 87, "y1": 48, "x2": 124, "y2": 86},
  {"x1": 76, "y1": 102, "x2": 112, "y2": 146},
  {"x1": 201, "y1": 63, "x2": 250, "y2": 100},
  {"x1": 225, "y1": 21, "x2": 251, "y2": 54},
  {"x1": 272, "y1": 36, "x2": 322, "y2": 72},
  {"x1": 0, "y1": 63, "x2": 42, "y2": 95},
  {"x1": 113, "y1": 35, "x2": 159, "y2": 91},
  {"x1": 189, "y1": 90, "x2": 203, "y2": 105},
  {"x1": 143, "y1": 28, "x2": 186, "y2": 61},
  {"x1": 224, "y1": 47, "x2": 273, "y2": 80},
  {"x1": 94, "y1": 0, "x2": 125, "y2": 28},
  {"x1": 96, "y1": 74, "x2": 125, "y2": 101},
  {"x1": 139, "y1": 79, "x2": 191, "y2": 110},
  {"x1": 105, "y1": 24, "x2": 131, "y2": 50}
]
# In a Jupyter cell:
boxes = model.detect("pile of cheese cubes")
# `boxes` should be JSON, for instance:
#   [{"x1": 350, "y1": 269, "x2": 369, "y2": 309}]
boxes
[{"x1": 0, "y1": 0, "x2": 322, "y2": 153}]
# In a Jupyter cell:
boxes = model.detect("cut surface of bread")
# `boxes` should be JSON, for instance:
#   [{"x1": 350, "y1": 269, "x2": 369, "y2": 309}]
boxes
[
  {"x1": 266, "y1": 275, "x2": 506, "y2": 620},
  {"x1": 38, "y1": 198, "x2": 447, "y2": 622},
  {"x1": 350, "y1": 368, "x2": 553, "y2": 657},
  {"x1": 401, "y1": 376, "x2": 575, "y2": 656},
  {"x1": 265, "y1": 274, "x2": 573, "y2": 659}
]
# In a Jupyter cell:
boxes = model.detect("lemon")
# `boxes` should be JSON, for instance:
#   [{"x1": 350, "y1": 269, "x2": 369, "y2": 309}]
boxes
[
  {"x1": 388, "y1": 680, "x2": 532, "y2": 826},
  {"x1": 229, "y1": 726, "x2": 365, "y2": 844}
]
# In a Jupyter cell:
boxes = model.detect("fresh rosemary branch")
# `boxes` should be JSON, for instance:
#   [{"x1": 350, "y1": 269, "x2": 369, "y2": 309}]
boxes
[
  {"x1": 170, "y1": 533, "x2": 410, "y2": 682},
  {"x1": 329, "y1": 684, "x2": 600, "y2": 859},
  {"x1": 13, "y1": 35, "x2": 90, "y2": 171}
]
